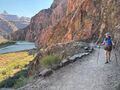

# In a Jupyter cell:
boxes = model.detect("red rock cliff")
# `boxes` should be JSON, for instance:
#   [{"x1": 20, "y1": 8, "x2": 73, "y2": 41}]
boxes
[
  {"x1": 12, "y1": 0, "x2": 67, "y2": 43},
  {"x1": 13, "y1": 0, "x2": 120, "y2": 47}
]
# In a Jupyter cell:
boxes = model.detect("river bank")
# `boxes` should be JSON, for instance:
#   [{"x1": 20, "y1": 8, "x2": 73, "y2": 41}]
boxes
[
  {"x1": 0, "y1": 41, "x2": 37, "y2": 88},
  {"x1": 0, "y1": 51, "x2": 35, "y2": 88},
  {"x1": 0, "y1": 41, "x2": 16, "y2": 48},
  {"x1": 0, "y1": 41, "x2": 36, "y2": 54}
]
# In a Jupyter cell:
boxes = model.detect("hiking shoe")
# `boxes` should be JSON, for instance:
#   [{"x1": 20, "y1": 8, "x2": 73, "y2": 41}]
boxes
[{"x1": 105, "y1": 61, "x2": 109, "y2": 64}]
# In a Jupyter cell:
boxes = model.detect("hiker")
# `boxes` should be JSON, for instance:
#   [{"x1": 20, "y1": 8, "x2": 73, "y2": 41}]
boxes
[{"x1": 102, "y1": 32, "x2": 114, "y2": 64}]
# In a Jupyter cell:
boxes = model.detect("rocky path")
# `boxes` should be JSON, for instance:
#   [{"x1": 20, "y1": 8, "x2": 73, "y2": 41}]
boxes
[{"x1": 20, "y1": 48, "x2": 120, "y2": 90}]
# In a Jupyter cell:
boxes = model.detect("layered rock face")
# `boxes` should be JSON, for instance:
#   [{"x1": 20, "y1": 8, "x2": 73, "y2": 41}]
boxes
[
  {"x1": 114, "y1": 25, "x2": 120, "y2": 51},
  {"x1": 13, "y1": 0, "x2": 120, "y2": 47},
  {"x1": 13, "y1": 0, "x2": 67, "y2": 43},
  {"x1": 0, "y1": 11, "x2": 30, "y2": 39},
  {"x1": 0, "y1": 11, "x2": 30, "y2": 30},
  {"x1": 37, "y1": 0, "x2": 120, "y2": 47},
  {"x1": 0, "y1": 17, "x2": 17, "y2": 38}
]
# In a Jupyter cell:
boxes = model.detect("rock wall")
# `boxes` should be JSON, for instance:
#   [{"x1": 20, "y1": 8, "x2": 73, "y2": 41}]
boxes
[
  {"x1": 114, "y1": 25, "x2": 120, "y2": 51},
  {"x1": 13, "y1": 0, "x2": 67, "y2": 43},
  {"x1": 13, "y1": 0, "x2": 120, "y2": 48},
  {"x1": 0, "y1": 17, "x2": 17, "y2": 38},
  {"x1": 37, "y1": 0, "x2": 120, "y2": 47}
]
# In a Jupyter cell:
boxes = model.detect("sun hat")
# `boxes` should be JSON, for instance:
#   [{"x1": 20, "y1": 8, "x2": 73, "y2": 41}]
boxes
[{"x1": 105, "y1": 32, "x2": 111, "y2": 36}]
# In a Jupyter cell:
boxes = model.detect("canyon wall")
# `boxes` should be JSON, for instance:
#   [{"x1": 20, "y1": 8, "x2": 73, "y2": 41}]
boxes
[{"x1": 13, "y1": 0, "x2": 120, "y2": 48}]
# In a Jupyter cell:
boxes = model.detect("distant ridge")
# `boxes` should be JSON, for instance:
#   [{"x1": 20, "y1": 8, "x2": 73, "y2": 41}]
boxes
[
  {"x1": 0, "y1": 11, "x2": 30, "y2": 29},
  {"x1": 0, "y1": 11, "x2": 30, "y2": 39}
]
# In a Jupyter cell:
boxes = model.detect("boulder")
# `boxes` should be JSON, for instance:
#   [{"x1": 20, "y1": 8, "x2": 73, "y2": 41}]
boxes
[
  {"x1": 60, "y1": 59, "x2": 71, "y2": 67},
  {"x1": 39, "y1": 69, "x2": 53, "y2": 77}
]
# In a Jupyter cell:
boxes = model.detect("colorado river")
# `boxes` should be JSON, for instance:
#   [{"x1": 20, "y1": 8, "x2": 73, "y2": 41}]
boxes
[{"x1": 0, "y1": 41, "x2": 36, "y2": 54}]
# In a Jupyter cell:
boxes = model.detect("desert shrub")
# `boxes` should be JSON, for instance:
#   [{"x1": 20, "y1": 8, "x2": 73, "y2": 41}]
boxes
[
  {"x1": 13, "y1": 76, "x2": 28, "y2": 89},
  {"x1": 0, "y1": 70, "x2": 28, "y2": 88},
  {"x1": 14, "y1": 76, "x2": 34, "y2": 89},
  {"x1": 1, "y1": 77, "x2": 16, "y2": 88},
  {"x1": 1, "y1": 70, "x2": 6, "y2": 76},
  {"x1": 16, "y1": 70, "x2": 28, "y2": 78},
  {"x1": 40, "y1": 55, "x2": 61, "y2": 68}
]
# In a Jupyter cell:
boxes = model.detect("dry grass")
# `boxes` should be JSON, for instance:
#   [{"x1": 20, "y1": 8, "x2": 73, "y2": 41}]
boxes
[{"x1": 0, "y1": 52, "x2": 34, "y2": 81}]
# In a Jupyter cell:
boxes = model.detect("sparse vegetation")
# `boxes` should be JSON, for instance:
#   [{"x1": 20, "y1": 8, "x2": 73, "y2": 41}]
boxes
[
  {"x1": 40, "y1": 55, "x2": 61, "y2": 68},
  {"x1": 0, "y1": 51, "x2": 34, "y2": 88},
  {"x1": 13, "y1": 76, "x2": 28, "y2": 89},
  {"x1": 0, "y1": 69, "x2": 29, "y2": 88}
]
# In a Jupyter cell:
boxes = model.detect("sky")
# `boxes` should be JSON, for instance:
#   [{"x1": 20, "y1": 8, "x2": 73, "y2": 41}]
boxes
[{"x1": 0, "y1": 0, "x2": 54, "y2": 17}]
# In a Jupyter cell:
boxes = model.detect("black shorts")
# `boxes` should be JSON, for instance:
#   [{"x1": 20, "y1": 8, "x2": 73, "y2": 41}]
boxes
[{"x1": 104, "y1": 45, "x2": 112, "y2": 51}]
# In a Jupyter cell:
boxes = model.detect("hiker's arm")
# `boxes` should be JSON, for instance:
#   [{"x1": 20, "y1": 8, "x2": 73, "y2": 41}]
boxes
[
  {"x1": 96, "y1": 40, "x2": 104, "y2": 45},
  {"x1": 112, "y1": 41, "x2": 115, "y2": 46},
  {"x1": 101, "y1": 38, "x2": 105, "y2": 45}
]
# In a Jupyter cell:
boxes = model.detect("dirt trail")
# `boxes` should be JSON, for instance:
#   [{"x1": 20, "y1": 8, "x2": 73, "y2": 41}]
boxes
[{"x1": 20, "y1": 48, "x2": 120, "y2": 90}]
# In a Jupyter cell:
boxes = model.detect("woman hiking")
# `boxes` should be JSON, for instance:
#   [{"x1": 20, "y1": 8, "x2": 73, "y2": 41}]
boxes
[{"x1": 102, "y1": 32, "x2": 114, "y2": 64}]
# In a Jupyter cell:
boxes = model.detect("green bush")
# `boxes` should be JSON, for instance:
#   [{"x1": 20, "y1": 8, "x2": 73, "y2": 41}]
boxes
[
  {"x1": 14, "y1": 76, "x2": 34, "y2": 89},
  {"x1": 0, "y1": 70, "x2": 28, "y2": 88},
  {"x1": 40, "y1": 55, "x2": 61, "y2": 68},
  {"x1": 1, "y1": 77, "x2": 16, "y2": 88},
  {"x1": 13, "y1": 76, "x2": 28, "y2": 89}
]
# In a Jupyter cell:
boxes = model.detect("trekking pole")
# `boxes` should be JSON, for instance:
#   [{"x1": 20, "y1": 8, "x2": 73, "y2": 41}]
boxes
[{"x1": 96, "y1": 45, "x2": 100, "y2": 64}]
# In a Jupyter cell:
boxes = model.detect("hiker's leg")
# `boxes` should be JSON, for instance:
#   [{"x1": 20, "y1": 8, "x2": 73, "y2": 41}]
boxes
[
  {"x1": 108, "y1": 46, "x2": 112, "y2": 61},
  {"x1": 105, "y1": 50, "x2": 107, "y2": 60},
  {"x1": 108, "y1": 51, "x2": 111, "y2": 60},
  {"x1": 105, "y1": 50, "x2": 109, "y2": 63}
]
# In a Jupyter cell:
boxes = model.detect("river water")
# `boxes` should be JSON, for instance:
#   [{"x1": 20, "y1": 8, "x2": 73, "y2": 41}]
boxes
[{"x1": 0, "y1": 41, "x2": 36, "y2": 54}]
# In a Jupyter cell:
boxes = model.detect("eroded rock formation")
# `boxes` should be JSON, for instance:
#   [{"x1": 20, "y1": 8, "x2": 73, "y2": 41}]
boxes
[{"x1": 13, "y1": 0, "x2": 120, "y2": 48}]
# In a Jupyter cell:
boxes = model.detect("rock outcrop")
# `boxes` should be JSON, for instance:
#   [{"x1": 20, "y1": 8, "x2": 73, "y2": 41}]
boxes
[
  {"x1": 0, "y1": 11, "x2": 30, "y2": 39},
  {"x1": 12, "y1": 0, "x2": 68, "y2": 44},
  {"x1": 114, "y1": 25, "x2": 120, "y2": 52},
  {"x1": 44, "y1": 42, "x2": 89, "y2": 58},
  {"x1": 0, "y1": 11, "x2": 30, "y2": 29},
  {"x1": 0, "y1": 17, "x2": 17, "y2": 38},
  {"x1": 27, "y1": 41, "x2": 91, "y2": 76},
  {"x1": 13, "y1": 0, "x2": 120, "y2": 48}
]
